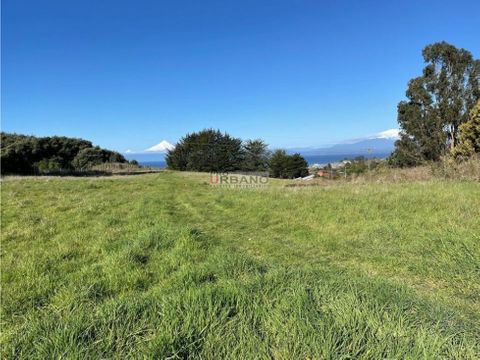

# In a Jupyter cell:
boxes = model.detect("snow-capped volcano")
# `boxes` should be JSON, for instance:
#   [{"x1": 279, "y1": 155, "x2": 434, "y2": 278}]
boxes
[{"x1": 144, "y1": 140, "x2": 175, "y2": 153}]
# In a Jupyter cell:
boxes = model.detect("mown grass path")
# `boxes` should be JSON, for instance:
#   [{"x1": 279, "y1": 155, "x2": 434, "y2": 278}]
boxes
[{"x1": 1, "y1": 172, "x2": 479, "y2": 358}]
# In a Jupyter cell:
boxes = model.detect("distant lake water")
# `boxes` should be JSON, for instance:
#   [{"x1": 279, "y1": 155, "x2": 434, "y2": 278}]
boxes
[
  {"x1": 302, "y1": 153, "x2": 390, "y2": 165},
  {"x1": 140, "y1": 161, "x2": 167, "y2": 168},
  {"x1": 139, "y1": 153, "x2": 390, "y2": 169}
]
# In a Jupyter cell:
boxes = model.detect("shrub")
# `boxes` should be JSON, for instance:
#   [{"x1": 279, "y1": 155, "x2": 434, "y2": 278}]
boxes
[
  {"x1": 269, "y1": 150, "x2": 308, "y2": 179},
  {"x1": 72, "y1": 147, "x2": 126, "y2": 170}
]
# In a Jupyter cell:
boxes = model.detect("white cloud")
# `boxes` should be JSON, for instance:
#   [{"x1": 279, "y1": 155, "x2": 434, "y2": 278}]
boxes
[
  {"x1": 125, "y1": 149, "x2": 133, "y2": 154},
  {"x1": 144, "y1": 140, "x2": 175, "y2": 153},
  {"x1": 373, "y1": 129, "x2": 400, "y2": 139},
  {"x1": 340, "y1": 128, "x2": 400, "y2": 145}
]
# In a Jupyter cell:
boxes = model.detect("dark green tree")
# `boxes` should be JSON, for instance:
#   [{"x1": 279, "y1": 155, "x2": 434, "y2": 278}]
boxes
[
  {"x1": 269, "y1": 150, "x2": 308, "y2": 179},
  {"x1": 0, "y1": 132, "x2": 126, "y2": 174},
  {"x1": 241, "y1": 139, "x2": 270, "y2": 171},
  {"x1": 287, "y1": 153, "x2": 309, "y2": 178},
  {"x1": 269, "y1": 150, "x2": 288, "y2": 178},
  {"x1": 166, "y1": 129, "x2": 244, "y2": 172},
  {"x1": 391, "y1": 42, "x2": 480, "y2": 167}
]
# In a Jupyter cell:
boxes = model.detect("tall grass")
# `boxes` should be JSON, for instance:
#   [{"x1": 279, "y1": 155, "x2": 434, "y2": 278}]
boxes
[{"x1": 1, "y1": 173, "x2": 479, "y2": 358}]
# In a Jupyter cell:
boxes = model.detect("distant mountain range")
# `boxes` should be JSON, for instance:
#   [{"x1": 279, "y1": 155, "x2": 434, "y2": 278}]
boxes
[
  {"x1": 286, "y1": 129, "x2": 398, "y2": 158},
  {"x1": 288, "y1": 138, "x2": 396, "y2": 156}
]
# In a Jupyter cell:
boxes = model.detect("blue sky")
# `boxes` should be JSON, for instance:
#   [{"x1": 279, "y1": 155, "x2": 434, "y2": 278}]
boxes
[{"x1": 2, "y1": 0, "x2": 480, "y2": 152}]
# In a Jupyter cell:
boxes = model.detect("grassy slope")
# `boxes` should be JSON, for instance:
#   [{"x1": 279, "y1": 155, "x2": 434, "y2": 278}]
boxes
[{"x1": 1, "y1": 172, "x2": 479, "y2": 359}]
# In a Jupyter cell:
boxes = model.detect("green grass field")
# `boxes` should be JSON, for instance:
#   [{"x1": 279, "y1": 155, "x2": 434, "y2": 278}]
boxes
[{"x1": 1, "y1": 172, "x2": 479, "y2": 359}]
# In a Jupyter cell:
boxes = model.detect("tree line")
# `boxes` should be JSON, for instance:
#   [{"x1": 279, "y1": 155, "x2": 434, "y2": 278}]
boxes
[
  {"x1": 167, "y1": 43, "x2": 480, "y2": 175},
  {"x1": 390, "y1": 42, "x2": 480, "y2": 167},
  {"x1": 3, "y1": 42, "x2": 478, "y2": 175},
  {"x1": 0, "y1": 133, "x2": 129, "y2": 175},
  {"x1": 166, "y1": 129, "x2": 309, "y2": 178}
]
